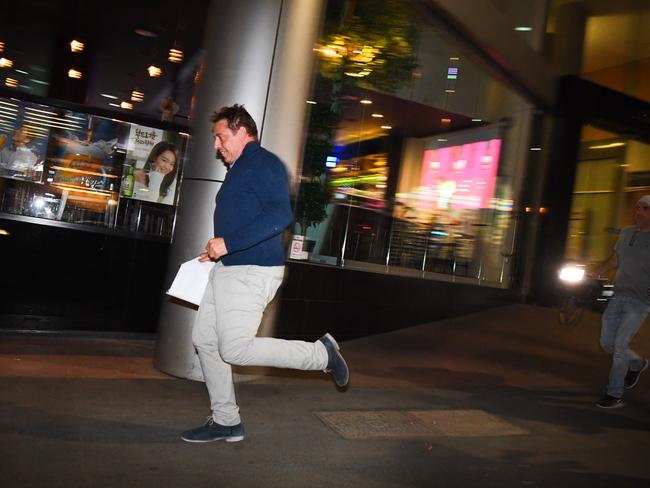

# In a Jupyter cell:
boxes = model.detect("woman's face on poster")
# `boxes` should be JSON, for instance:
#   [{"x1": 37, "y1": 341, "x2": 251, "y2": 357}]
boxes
[{"x1": 154, "y1": 149, "x2": 176, "y2": 175}]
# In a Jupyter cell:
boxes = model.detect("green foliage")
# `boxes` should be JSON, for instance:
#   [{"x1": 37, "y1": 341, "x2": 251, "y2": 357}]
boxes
[
  {"x1": 318, "y1": 0, "x2": 418, "y2": 94},
  {"x1": 296, "y1": 178, "x2": 331, "y2": 236}
]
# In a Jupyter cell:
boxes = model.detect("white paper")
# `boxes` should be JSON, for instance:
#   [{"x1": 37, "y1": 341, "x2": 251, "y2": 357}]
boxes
[{"x1": 167, "y1": 257, "x2": 215, "y2": 305}]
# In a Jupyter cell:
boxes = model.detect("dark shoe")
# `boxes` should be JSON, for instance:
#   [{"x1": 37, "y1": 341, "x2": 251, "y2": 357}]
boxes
[
  {"x1": 319, "y1": 333, "x2": 349, "y2": 387},
  {"x1": 595, "y1": 395, "x2": 625, "y2": 409},
  {"x1": 181, "y1": 417, "x2": 244, "y2": 443},
  {"x1": 624, "y1": 358, "x2": 649, "y2": 389}
]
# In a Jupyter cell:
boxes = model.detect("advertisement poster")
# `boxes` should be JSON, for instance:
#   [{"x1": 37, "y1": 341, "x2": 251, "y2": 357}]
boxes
[
  {"x1": 121, "y1": 124, "x2": 180, "y2": 206},
  {"x1": 0, "y1": 98, "x2": 50, "y2": 182}
]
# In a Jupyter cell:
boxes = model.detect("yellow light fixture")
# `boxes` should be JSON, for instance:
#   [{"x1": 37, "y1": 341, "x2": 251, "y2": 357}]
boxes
[
  {"x1": 0, "y1": 228, "x2": 10, "y2": 236},
  {"x1": 68, "y1": 68, "x2": 82, "y2": 79},
  {"x1": 70, "y1": 39, "x2": 84, "y2": 53},
  {"x1": 131, "y1": 90, "x2": 144, "y2": 102},
  {"x1": 0, "y1": 41, "x2": 4, "y2": 52},
  {"x1": 5, "y1": 77, "x2": 18, "y2": 88},
  {"x1": 120, "y1": 101, "x2": 133, "y2": 110},
  {"x1": 306, "y1": 100, "x2": 317, "y2": 105},
  {"x1": 441, "y1": 118, "x2": 451, "y2": 124},
  {"x1": 168, "y1": 48, "x2": 183, "y2": 63},
  {"x1": 0, "y1": 57, "x2": 13, "y2": 68},
  {"x1": 380, "y1": 125, "x2": 392, "y2": 129},
  {"x1": 147, "y1": 65, "x2": 162, "y2": 77},
  {"x1": 360, "y1": 99, "x2": 372, "y2": 104},
  {"x1": 371, "y1": 113, "x2": 383, "y2": 118}
]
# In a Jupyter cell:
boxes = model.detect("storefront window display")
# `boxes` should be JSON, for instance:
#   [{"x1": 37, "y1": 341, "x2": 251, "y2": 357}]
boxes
[
  {"x1": 291, "y1": 0, "x2": 532, "y2": 288},
  {"x1": 0, "y1": 95, "x2": 188, "y2": 238}
]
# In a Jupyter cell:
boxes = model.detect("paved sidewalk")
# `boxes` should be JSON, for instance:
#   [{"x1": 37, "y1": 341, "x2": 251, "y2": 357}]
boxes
[{"x1": 1, "y1": 304, "x2": 650, "y2": 487}]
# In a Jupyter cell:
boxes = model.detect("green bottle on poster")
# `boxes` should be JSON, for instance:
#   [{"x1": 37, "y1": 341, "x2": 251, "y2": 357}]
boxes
[{"x1": 121, "y1": 166, "x2": 135, "y2": 197}]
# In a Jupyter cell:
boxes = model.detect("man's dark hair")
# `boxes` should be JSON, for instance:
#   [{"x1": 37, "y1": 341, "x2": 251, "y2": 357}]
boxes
[{"x1": 210, "y1": 104, "x2": 258, "y2": 139}]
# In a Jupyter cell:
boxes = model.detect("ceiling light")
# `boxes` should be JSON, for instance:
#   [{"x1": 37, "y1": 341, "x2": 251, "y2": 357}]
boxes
[
  {"x1": 445, "y1": 89, "x2": 455, "y2": 93},
  {"x1": 380, "y1": 125, "x2": 392, "y2": 129},
  {"x1": 168, "y1": 48, "x2": 184, "y2": 63},
  {"x1": 147, "y1": 65, "x2": 162, "y2": 77},
  {"x1": 0, "y1": 41, "x2": 4, "y2": 52},
  {"x1": 101, "y1": 93, "x2": 118, "y2": 99},
  {"x1": 15, "y1": 69, "x2": 28, "y2": 75},
  {"x1": 529, "y1": 147, "x2": 542, "y2": 151},
  {"x1": 5, "y1": 77, "x2": 18, "y2": 88},
  {"x1": 449, "y1": 56, "x2": 460, "y2": 61},
  {"x1": 441, "y1": 118, "x2": 451, "y2": 123},
  {"x1": 135, "y1": 29, "x2": 157, "y2": 38},
  {"x1": 514, "y1": 26, "x2": 532, "y2": 32},
  {"x1": 588, "y1": 142, "x2": 626, "y2": 149},
  {"x1": 67, "y1": 69, "x2": 82, "y2": 79},
  {"x1": 0, "y1": 58, "x2": 13, "y2": 68},
  {"x1": 360, "y1": 99, "x2": 372, "y2": 104},
  {"x1": 70, "y1": 39, "x2": 84, "y2": 53},
  {"x1": 471, "y1": 118, "x2": 482, "y2": 122},
  {"x1": 108, "y1": 103, "x2": 120, "y2": 108},
  {"x1": 131, "y1": 90, "x2": 144, "y2": 102},
  {"x1": 306, "y1": 100, "x2": 317, "y2": 104},
  {"x1": 371, "y1": 113, "x2": 383, "y2": 118},
  {"x1": 437, "y1": 138, "x2": 448, "y2": 142},
  {"x1": 0, "y1": 228, "x2": 10, "y2": 236},
  {"x1": 120, "y1": 101, "x2": 133, "y2": 110}
]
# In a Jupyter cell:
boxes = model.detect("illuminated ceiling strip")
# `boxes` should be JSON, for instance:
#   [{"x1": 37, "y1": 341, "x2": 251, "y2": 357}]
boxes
[
  {"x1": 24, "y1": 121, "x2": 81, "y2": 132},
  {"x1": 23, "y1": 116, "x2": 83, "y2": 130},
  {"x1": 64, "y1": 114, "x2": 86, "y2": 121},
  {"x1": 0, "y1": 100, "x2": 19, "y2": 107},
  {"x1": 21, "y1": 123, "x2": 49, "y2": 131},
  {"x1": 24, "y1": 107, "x2": 58, "y2": 116},
  {"x1": 0, "y1": 111, "x2": 17, "y2": 119},
  {"x1": 23, "y1": 112, "x2": 83, "y2": 125},
  {"x1": 0, "y1": 105, "x2": 18, "y2": 113}
]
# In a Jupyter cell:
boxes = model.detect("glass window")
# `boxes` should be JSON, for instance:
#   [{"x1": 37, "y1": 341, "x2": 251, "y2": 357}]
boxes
[
  {"x1": 0, "y1": 95, "x2": 189, "y2": 238},
  {"x1": 291, "y1": 0, "x2": 537, "y2": 288},
  {"x1": 565, "y1": 125, "x2": 650, "y2": 265}
]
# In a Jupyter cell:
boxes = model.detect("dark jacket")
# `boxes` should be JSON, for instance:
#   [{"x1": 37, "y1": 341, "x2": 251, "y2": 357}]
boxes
[{"x1": 214, "y1": 141, "x2": 292, "y2": 266}]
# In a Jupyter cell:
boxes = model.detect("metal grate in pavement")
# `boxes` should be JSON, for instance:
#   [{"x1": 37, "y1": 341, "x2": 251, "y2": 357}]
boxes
[
  {"x1": 314, "y1": 409, "x2": 529, "y2": 440},
  {"x1": 314, "y1": 410, "x2": 431, "y2": 440}
]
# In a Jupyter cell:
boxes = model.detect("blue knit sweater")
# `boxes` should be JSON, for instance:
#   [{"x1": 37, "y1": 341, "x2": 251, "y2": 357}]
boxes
[{"x1": 214, "y1": 141, "x2": 292, "y2": 266}]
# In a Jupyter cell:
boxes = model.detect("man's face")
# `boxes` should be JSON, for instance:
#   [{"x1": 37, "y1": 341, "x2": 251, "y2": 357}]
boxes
[
  {"x1": 635, "y1": 201, "x2": 650, "y2": 228},
  {"x1": 213, "y1": 119, "x2": 248, "y2": 165}
]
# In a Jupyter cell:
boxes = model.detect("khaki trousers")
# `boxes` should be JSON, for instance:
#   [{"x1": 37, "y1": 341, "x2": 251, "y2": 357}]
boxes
[{"x1": 192, "y1": 262, "x2": 328, "y2": 425}]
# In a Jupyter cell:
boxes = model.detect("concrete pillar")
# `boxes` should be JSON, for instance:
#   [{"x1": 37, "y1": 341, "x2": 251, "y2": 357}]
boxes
[
  {"x1": 154, "y1": 0, "x2": 324, "y2": 379},
  {"x1": 551, "y1": 2, "x2": 587, "y2": 75}
]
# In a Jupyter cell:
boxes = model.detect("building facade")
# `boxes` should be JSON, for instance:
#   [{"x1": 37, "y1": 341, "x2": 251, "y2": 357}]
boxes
[{"x1": 2, "y1": 0, "x2": 650, "y2": 377}]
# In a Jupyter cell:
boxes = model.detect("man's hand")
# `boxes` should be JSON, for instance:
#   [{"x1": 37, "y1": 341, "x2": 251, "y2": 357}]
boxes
[{"x1": 201, "y1": 237, "x2": 228, "y2": 261}]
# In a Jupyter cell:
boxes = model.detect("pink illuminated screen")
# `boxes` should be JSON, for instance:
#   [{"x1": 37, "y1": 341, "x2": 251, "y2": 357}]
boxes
[{"x1": 420, "y1": 138, "x2": 501, "y2": 209}]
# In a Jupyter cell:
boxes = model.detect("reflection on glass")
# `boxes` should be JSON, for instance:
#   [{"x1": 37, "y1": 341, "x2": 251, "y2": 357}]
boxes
[{"x1": 292, "y1": 0, "x2": 525, "y2": 287}]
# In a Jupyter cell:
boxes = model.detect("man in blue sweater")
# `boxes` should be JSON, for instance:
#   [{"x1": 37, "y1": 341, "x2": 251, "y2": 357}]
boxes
[{"x1": 181, "y1": 104, "x2": 349, "y2": 443}]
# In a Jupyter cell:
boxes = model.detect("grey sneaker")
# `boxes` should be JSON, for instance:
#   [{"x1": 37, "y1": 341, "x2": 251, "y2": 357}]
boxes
[
  {"x1": 624, "y1": 358, "x2": 649, "y2": 389},
  {"x1": 595, "y1": 395, "x2": 625, "y2": 409},
  {"x1": 181, "y1": 417, "x2": 244, "y2": 443},
  {"x1": 319, "y1": 333, "x2": 349, "y2": 387}
]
